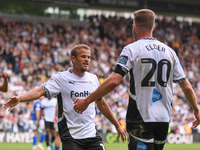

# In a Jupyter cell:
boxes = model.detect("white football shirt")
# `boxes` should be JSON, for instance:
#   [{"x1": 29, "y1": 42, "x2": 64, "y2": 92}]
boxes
[
  {"x1": 41, "y1": 97, "x2": 57, "y2": 122},
  {"x1": 41, "y1": 69, "x2": 100, "y2": 139},
  {"x1": 116, "y1": 37, "x2": 186, "y2": 123}
]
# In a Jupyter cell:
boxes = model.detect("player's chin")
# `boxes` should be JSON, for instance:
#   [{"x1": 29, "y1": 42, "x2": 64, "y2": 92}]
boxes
[{"x1": 81, "y1": 67, "x2": 88, "y2": 72}]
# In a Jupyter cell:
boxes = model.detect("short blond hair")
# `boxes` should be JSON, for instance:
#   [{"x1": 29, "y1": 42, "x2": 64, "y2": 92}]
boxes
[
  {"x1": 133, "y1": 9, "x2": 155, "y2": 31},
  {"x1": 70, "y1": 44, "x2": 91, "y2": 57}
]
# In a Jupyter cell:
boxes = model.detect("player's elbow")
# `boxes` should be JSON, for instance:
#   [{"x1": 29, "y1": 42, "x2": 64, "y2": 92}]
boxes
[
  {"x1": 182, "y1": 84, "x2": 193, "y2": 94},
  {"x1": 109, "y1": 76, "x2": 120, "y2": 87},
  {"x1": 109, "y1": 77, "x2": 121, "y2": 87},
  {"x1": 179, "y1": 79, "x2": 194, "y2": 94},
  {"x1": 97, "y1": 102, "x2": 108, "y2": 114},
  {"x1": 96, "y1": 104, "x2": 103, "y2": 112},
  {"x1": 107, "y1": 72, "x2": 123, "y2": 88}
]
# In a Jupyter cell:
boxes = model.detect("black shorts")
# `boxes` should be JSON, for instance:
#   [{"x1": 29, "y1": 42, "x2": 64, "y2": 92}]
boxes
[
  {"x1": 62, "y1": 136, "x2": 106, "y2": 150},
  {"x1": 45, "y1": 121, "x2": 55, "y2": 130},
  {"x1": 127, "y1": 122, "x2": 169, "y2": 150}
]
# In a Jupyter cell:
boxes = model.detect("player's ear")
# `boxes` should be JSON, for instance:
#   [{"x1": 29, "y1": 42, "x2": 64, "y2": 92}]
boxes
[
  {"x1": 71, "y1": 56, "x2": 76, "y2": 64},
  {"x1": 152, "y1": 25, "x2": 156, "y2": 31},
  {"x1": 134, "y1": 24, "x2": 139, "y2": 33}
]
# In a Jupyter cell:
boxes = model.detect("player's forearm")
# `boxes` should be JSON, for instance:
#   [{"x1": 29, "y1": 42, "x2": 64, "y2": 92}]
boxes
[
  {"x1": 97, "y1": 100, "x2": 121, "y2": 128},
  {"x1": 36, "y1": 110, "x2": 40, "y2": 122},
  {"x1": 0, "y1": 78, "x2": 8, "y2": 92},
  {"x1": 55, "y1": 104, "x2": 58, "y2": 117},
  {"x1": 179, "y1": 79, "x2": 199, "y2": 112},
  {"x1": 19, "y1": 87, "x2": 46, "y2": 102},
  {"x1": 86, "y1": 73, "x2": 121, "y2": 104},
  {"x1": 182, "y1": 85, "x2": 199, "y2": 112}
]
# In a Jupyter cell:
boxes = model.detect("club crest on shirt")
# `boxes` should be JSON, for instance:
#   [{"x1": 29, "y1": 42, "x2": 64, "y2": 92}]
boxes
[
  {"x1": 118, "y1": 55, "x2": 128, "y2": 65},
  {"x1": 89, "y1": 81, "x2": 96, "y2": 87},
  {"x1": 46, "y1": 78, "x2": 53, "y2": 84}
]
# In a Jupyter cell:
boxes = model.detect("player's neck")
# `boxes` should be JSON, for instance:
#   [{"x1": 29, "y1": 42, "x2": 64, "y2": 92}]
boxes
[
  {"x1": 138, "y1": 32, "x2": 153, "y2": 40},
  {"x1": 72, "y1": 68, "x2": 85, "y2": 77}
]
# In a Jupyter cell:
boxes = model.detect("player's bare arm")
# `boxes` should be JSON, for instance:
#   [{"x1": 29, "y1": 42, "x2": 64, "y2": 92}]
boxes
[
  {"x1": 54, "y1": 104, "x2": 58, "y2": 124},
  {"x1": 0, "y1": 71, "x2": 9, "y2": 92},
  {"x1": 74, "y1": 72, "x2": 123, "y2": 113},
  {"x1": 178, "y1": 79, "x2": 200, "y2": 128},
  {"x1": 96, "y1": 98, "x2": 127, "y2": 142},
  {"x1": 36, "y1": 109, "x2": 41, "y2": 128},
  {"x1": 3, "y1": 87, "x2": 46, "y2": 111}
]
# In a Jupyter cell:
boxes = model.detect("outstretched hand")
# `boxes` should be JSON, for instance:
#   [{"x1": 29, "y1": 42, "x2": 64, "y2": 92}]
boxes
[
  {"x1": 73, "y1": 98, "x2": 89, "y2": 114},
  {"x1": 3, "y1": 96, "x2": 20, "y2": 111}
]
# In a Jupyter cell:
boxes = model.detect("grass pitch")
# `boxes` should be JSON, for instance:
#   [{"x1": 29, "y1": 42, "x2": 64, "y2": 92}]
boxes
[
  {"x1": 1, "y1": 142, "x2": 200, "y2": 150},
  {"x1": 104, "y1": 142, "x2": 200, "y2": 150}
]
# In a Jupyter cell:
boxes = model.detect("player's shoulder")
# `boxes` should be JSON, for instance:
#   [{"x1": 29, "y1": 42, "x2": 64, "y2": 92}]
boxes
[
  {"x1": 55, "y1": 70, "x2": 69, "y2": 76},
  {"x1": 53, "y1": 70, "x2": 71, "y2": 79},
  {"x1": 123, "y1": 40, "x2": 142, "y2": 52},
  {"x1": 156, "y1": 40, "x2": 177, "y2": 55},
  {"x1": 84, "y1": 72, "x2": 99, "y2": 82},
  {"x1": 85, "y1": 71, "x2": 98, "y2": 78}
]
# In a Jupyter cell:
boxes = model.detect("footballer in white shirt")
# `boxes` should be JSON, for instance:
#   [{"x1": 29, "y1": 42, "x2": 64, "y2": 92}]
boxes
[
  {"x1": 73, "y1": 9, "x2": 200, "y2": 150},
  {"x1": 41, "y1": 97, "x2": 57, "y2": 150},
  {"x1": 4, "y1": 44, "x2": 126, "y2": 150}
]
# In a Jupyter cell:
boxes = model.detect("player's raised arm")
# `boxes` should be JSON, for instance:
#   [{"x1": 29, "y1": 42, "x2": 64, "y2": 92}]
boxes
[{"x1": 3, "y1": 87, "x2": 46, "y2": 111}]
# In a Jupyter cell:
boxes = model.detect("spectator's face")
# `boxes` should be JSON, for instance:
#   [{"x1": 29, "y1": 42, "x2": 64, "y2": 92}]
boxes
[{"x1": 72, "y1": 48, "x2": 91, "y2": 73}]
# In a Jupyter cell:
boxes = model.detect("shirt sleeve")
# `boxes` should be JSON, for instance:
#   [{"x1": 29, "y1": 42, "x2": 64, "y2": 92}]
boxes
[
  {"x1": 173, "y1": 53, "x2": 186, "y2": 83},
  {"x1": 41, "y1": 72, "x2": 62, "y2": 98},
  {"x1": 114, "y1": 45, "x2": 134, "y2": 76}
]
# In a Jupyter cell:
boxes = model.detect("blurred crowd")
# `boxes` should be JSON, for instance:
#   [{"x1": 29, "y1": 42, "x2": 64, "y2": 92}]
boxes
[{"x1": 0, "y1": 14, "x2": 200, "y2": 135}]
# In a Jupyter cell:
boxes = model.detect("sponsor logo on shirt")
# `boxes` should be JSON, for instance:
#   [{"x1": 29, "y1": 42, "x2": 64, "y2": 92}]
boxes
[
  {"x1": 136, "y1": 141, "x2": 147, "y2": 150},
  {"x1": 69, "y1": 81, "x2": 75, "y2": 85},
  {"x1": 152, "y1": 88, "x2": 162, "y2": 103},
  {"x1": 89, "y1": 81, "x2": 96, "y2": 87},
  {"x1": 70, "y1": 91, "x2": 90, "y2": 102},
  {"x1": 118, "y1": 55, "x2": 128, "y2": 65}
]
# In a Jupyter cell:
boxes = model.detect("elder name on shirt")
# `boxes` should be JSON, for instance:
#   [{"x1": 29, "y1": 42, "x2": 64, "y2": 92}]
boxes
[{"x1": 145, "y1": 44, "x2": 166, "y2": 52}]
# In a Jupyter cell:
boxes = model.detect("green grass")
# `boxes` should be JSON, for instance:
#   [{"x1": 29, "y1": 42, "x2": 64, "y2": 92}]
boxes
[
  {"x1": 0, "y1": 142, "x2": 200, "y2": 150},
  {"x1": 104, "y1": 142, "x2": 200, "y2": 150}
]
